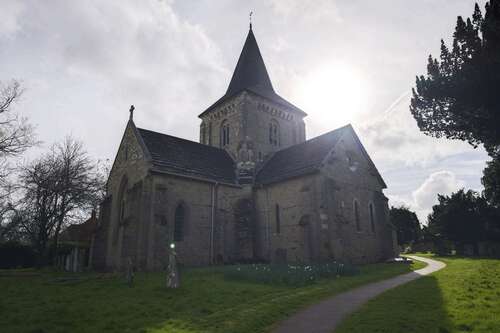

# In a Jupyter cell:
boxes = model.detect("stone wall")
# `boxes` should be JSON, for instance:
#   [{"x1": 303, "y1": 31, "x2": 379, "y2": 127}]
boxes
[
  {"x1": 100, "y1": 121, "x2": 152, "y2": 270},
  {"x1": 317, "y1": 129, "x2": 396, "y2": 263},
  {"x1": 254, "y1": 129, "x2": 397, "y2": 264},
  {"x1": 146, "y1": 173, "x2": 248, "y2": 268}
]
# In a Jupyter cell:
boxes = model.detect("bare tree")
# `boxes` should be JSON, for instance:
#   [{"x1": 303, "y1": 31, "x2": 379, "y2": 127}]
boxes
[
  {"x1": 16, "y1": 137, "x2": 106, "y2": 264},
  {"x1": 0, "y1": 80, "x2": 36, "y2": 159},
  {"x1": 0, "y1": 80, "x2": 36, "y2": 239}
]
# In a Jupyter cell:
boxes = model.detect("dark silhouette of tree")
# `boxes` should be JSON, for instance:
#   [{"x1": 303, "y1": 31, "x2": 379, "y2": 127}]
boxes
[
  {"x1": 389, "y1": 206, "x2": 422, "y2": 246},
  {"x1": 16, "y1": 137, "x2": 105, "y2": 265},
  {"x1": 0, "y1": 80, "x2": 36, "y2": 158},
  {"x1": 482, "y1": 155, "x2": 500, "y2": 207},
  {"x1": 427, "y1": 189, "x2": 496, "y2": 254},
  {"x1": 410, "y1": 1, "x2": 500, "y2": 156},
  {"x1": 0, "y1": 80, "x2": 37, "y2": 241}
]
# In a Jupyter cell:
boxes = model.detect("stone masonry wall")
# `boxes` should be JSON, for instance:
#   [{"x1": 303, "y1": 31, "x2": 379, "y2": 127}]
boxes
[
  {"x1": 317, "y1": 129, "x2": 396, "y2": 264},
  {"x1": 148, "y1": 173, "x2": 247, "y2": 268},
  {"x1": 254, "y1": 174, "x2": 321, "y2": 263},
  {"x1": 101, "y1": 122, "x2": 152, "y2": 270},
  {"x1": 254, "y1": 129, "x2": 396, "y2": 264},
  {"x1": 199, "y1": 92, "x2": 306, "y2": 163}
]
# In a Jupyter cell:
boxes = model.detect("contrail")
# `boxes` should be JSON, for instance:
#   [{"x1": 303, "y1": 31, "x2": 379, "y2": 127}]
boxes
[{"x1": 382, "y1": 90, "x2": 410, "y2": 119}]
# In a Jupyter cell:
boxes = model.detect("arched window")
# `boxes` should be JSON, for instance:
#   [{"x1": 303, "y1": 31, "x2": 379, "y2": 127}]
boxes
[
  {"x1": 369, "y1": 203, "x2": 376, "y2": 233},
  {"x1": 275, "y1": 204, "x2": 281, "y2": 234},
  {"x1": 174, "y1": 204, "x2": 185, "y2": 241},
  {"x1": 354, "y1": 200, "x2": 361, "y2": 231},
  {"x1": 114, "y1": 177, "x2": 128, "y2": 244},
  {"x1": 220, "y1": 120, "x2": 230, "y2": 147},
  {"x1": 269, "y1": 120, "x2": 279, "y2": 146}
]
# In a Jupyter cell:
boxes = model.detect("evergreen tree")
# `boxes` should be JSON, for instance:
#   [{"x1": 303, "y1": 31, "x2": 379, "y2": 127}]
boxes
[
  {"x1": 410, "y1": 1, "x2": 500, "y2": 156},
  {"x1": 389, "y1": 206, "x2": 422, "y2": 246},
  {"x1": 482, "y1": 155, "x2": 500, "y2": 207},
  {"x1": 427, "y1": 189, "x2": 496, "y2": 254}
]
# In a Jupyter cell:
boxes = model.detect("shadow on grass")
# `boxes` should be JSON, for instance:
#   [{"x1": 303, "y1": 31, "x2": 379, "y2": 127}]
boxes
[{"x1": 336, "y1": 274, "x2": 452, "y2": 333}]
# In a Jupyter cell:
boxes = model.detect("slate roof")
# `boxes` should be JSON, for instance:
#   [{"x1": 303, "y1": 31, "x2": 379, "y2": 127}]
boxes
[
  {"x1": 256, "y1": 125, "x2": 349, "y2": 185},
  {"x1": 137, "y1": 127, "x2": 237, "y2": 184},
  {"x1": 199, "y1": 28, "x2": 306, "y2": 117}
]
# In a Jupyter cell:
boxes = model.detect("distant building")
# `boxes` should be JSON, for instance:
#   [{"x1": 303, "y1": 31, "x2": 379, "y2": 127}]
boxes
[
  {"x1": 91, "y1": 26, "x2": 397, "y2": 270},
  {"x1": 57, "y1": 211, "x2": 97, "y2": 272}
]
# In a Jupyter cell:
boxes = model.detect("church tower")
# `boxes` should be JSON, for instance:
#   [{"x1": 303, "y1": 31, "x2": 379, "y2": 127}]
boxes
[{"x1": 198, "y1": 26, "x2": 307, "y2": 175}]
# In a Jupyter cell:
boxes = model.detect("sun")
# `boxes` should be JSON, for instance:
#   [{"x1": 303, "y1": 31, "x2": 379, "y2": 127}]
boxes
[{"x1": 296, "y1": 63, "x2": 369, "y2": 130}]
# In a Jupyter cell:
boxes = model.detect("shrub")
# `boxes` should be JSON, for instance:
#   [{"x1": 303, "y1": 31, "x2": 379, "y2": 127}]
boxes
[{"x1": 0, "y1": 241, "x2": 36, "y2": 269}]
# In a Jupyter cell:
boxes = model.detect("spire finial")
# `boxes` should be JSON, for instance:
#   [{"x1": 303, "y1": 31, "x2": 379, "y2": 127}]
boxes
[
  {"x1": 129, "y1": 104, "x2": 135, "y2": 120},
  {"x1": 249, "y1": 11, "x2": 253, "y2": 30}
]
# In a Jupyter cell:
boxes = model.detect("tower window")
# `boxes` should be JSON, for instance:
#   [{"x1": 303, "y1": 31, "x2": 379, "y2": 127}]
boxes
[
  {"x1": 269, "y1": 120, "x2": 279, "y2": 146},
  {"x1": 208, "y1": 122, "x2": 212, "y2": 145},
  {"x1": 354, "y1": 200, "x2": 361, "y2": 231},
  {"x1": 200, "y1": 124, "x2": 206, "y2": 144},
  {"x1": 220, "y1": 120, "x2": 230, "y2": 147}
]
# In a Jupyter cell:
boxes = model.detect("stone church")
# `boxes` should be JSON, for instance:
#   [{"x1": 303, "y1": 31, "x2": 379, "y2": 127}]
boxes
[{"x1": 90, "y1": 26, "x2": 397, "y2": 271}]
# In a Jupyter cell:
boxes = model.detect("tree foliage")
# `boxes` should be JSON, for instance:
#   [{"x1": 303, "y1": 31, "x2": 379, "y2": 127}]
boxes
[
  {"x1": 410, "y1": 1, "x2": 500, "y2": 155},
  {"x1": 389, "y1": 206, "x2": 421, "y2": 246},
  {"x1": 482, "y1": 155, "x2": 500, "y2": 207},
  {"x1": 427, "y1": 189, "x2": 499, "y2": 254}
]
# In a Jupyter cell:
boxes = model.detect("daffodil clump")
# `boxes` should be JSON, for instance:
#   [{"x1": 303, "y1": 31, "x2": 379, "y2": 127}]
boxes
[{"x1": 223, "y1": 261, "x2": 358, "y2": 286}]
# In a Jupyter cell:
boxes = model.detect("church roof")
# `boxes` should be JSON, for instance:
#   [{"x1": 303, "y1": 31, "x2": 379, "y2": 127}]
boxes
[
  {"x1": 256, "y1": 124, "x2": 387, "y2": 188},
  {"x1": 256, "y1": 126, "x2": 348, "y2": 185},
  {"x1": 199, "y1": 28, "x2": 306, "y2": 118},
  {"x1": 137, "y1": 128, "x2": 237, "y2": 184}
]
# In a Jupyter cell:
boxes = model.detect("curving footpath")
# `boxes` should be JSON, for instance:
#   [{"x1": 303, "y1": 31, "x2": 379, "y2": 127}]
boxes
[{"x1": 272, "y1": 256, "x2": 446, "y2": 333}]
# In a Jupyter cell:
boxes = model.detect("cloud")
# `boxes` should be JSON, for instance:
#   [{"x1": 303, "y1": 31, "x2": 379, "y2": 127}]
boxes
[
  {"x1": 392, "y1": 170, "x2": 466, "y2": 223},
  {"x1": 357, "y1": 93, "x2": 480, "y2": 169},
  {"x1": 0, "y1": 1, "x2": 25, "y2": 38},
  {"x1": 413, "y1": 170, "x2": 465, "y2": 210},
  {"x1": 266, "y1": 0, "x2": 342, "y2": 24},
  {"x1": 0, "y1": 0, "x2": 227, "y2": 158}
]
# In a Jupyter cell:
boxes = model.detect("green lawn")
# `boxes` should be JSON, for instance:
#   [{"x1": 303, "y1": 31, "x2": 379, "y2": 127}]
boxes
[
  {"x1": 0, "y1": 261, "x2": 424, "y2": 333},
  {"x1": 336, "y1": 255, "x2": 500, "y2": 333}
]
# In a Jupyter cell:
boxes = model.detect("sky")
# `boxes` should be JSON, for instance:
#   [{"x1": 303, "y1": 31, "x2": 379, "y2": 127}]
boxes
[{"x1": 0, "y1": 0, "x2": 491, "y2": 223}]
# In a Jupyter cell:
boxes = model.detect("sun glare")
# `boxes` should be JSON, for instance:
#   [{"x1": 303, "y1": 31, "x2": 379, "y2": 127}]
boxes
[{"x1": 296, "y1": 64, "x2": 369, "y2": 131}]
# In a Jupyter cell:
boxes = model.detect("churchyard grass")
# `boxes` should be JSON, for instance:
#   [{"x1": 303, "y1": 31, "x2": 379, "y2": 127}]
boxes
[
  {"x1": 336, "y1": 254, "x2": 500, "y2": 333},
  {"x1": 1, "y1": 260, "x2": 424, "y2": 333}
]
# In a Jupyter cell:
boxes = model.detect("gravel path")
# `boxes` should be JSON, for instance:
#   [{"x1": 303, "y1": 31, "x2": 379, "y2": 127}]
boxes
[{"x1": 271, "y1": 255, "x2": 446, "y2": 333}]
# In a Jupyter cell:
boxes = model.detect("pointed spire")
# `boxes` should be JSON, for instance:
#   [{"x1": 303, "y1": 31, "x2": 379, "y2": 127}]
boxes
[
  {"x1": 225, "y1": 26, "x2": 274, "y2": 96},
  {"x1": 249, "y1": 11, "x2": 253, "y2": 30}
]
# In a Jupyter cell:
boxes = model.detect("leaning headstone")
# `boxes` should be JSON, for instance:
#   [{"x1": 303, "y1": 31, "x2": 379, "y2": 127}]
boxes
[
  {"x1": 166, "y1": 244, "x2": 180, "y2": 288},
  {"x1": 126, "y1": 257, "x2": 134, "y2": 287}
]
